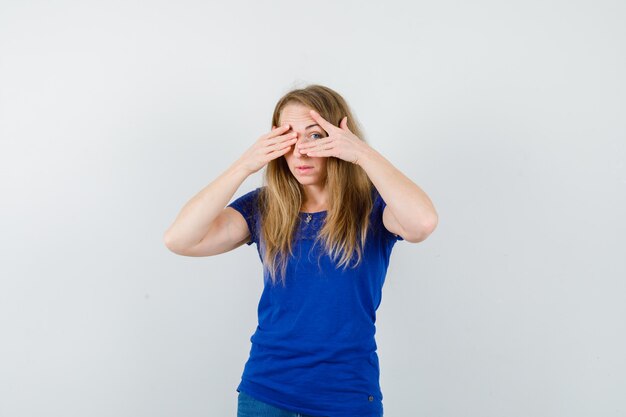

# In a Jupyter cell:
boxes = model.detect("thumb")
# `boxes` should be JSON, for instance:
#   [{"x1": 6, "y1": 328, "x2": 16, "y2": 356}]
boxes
[{"x1": 340, "y1": 116, "x2": 349, "y2": 131}]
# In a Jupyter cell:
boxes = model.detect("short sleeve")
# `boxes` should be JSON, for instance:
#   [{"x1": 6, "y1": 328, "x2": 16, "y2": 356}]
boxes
[
  {"x1": 226, "y1": 187, "x2": 262, "y2": 246},
  {"x1": 372, "y1": 188, "x2": 404, "y2": 242}
]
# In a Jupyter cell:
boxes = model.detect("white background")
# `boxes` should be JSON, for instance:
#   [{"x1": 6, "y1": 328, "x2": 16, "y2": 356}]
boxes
[{"x1": 1, "y1": 0, "x2": 624, "y2": 416}]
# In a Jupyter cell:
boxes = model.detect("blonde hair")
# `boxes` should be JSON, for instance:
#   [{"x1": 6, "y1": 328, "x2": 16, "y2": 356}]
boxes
[{"x1": 259, "y1": 84, "x2": 375, "y2": 287}]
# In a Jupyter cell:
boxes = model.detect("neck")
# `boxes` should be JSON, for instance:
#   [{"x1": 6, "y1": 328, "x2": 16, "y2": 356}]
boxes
[{"x1": 301, "y1": 184, "x2": 327, "y2": 211}]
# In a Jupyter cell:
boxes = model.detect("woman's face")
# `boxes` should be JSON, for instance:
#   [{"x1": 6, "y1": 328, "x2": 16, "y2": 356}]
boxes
[{"x1": 279, "y1": 102, "x2": 328, "y2": 186}]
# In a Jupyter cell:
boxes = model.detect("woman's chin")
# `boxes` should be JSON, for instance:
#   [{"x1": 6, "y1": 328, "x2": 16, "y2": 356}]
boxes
[{"x1": 295, "y1": 176, "x2": 320, "y2": 185}]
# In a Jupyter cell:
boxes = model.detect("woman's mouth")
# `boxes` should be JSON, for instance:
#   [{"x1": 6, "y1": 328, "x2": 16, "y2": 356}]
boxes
[{"x1": 296, "y1": 166, "x2": 313, "y2": 173}]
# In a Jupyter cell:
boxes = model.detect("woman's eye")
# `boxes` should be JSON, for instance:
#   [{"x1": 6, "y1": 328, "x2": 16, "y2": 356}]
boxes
[{"x1": 311, "y1": 133, "x2": 323, "y2": 139}]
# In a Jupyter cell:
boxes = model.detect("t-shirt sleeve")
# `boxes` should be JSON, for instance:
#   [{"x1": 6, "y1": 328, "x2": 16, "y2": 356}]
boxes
[
  {"x1": 226, "y1": 187, "x2": 262, "y2": 246},
  {"x1": 372, "y1": 188, "x2": 404, "y2": 242}
]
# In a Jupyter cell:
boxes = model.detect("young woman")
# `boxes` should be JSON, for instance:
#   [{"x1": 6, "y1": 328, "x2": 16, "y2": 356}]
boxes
[{"x1": 164, "y1": 85, "x2": 438, "y2": 417}]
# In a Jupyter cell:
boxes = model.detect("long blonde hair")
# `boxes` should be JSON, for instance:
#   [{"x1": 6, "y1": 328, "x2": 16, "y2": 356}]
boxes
[{"x1": 259, "y1": 84, "x2": 375, "y2": 286}]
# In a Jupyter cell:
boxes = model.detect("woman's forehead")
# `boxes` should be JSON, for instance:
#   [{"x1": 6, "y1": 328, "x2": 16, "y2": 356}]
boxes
[
  {"x1": 278, "y1": 119, "x2": 320, "y2": 131},
  {"x1": 278, "y1": 103, "x2": 317, "y2": 126}
]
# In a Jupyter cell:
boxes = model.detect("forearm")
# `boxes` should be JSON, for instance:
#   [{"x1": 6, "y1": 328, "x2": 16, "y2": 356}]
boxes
[
  {"x1": 163, "y1": 160, "x2": 251, "y2": 249},
  {"x1": 357, "y1": 145, "x2": 438, "y2": 237}
]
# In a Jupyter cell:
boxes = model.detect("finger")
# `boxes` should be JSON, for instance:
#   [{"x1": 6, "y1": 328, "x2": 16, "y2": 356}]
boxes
[
  {"x1": 339, "y1": 116, "x2": 349, "y2": 130},
  {"x1": 267, "y1": 142, "x2": 294, "y2": 159},
  {"x1": 309, "y1": 109, "x2": 338, "y2": 134},
  {"x1": 303, "y1": 140, "x2": 335, "y2": 154},
  {"x1": 304, "y1": 149, "x2": 333, "y2": 157},
  {"x1": 268, "y1": 131, "x2": 298, "y2": 145},
  {"x1": 298, "y1": 137, "x2": 332, "y2": 150},
  {"x1": 266, "y1": 137, "x2": 297, "y2": 155},
  {"x1": 270, "y1": 147, "x2": 292, "y2": 161},
  {"x1": 266, "y1": 123, "x2": 290, "y2": 139}
]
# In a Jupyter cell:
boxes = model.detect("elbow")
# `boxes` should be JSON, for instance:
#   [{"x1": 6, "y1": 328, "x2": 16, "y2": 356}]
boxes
[
  {"x1": 163, "y1": 233, "x2": 174, "y2": 251},
  {"x1": 420, "y1": 216, "x2": 439, "y2": 241},
  {"x1": 425, "y1": 213, "x2": 438, "y2": 234},
  {"x1": 163, "y1": 231, "x2": 181, "y2": 253},
  {"x1": 163, "y1": 236, "x2": 188, "y2": 256},
  {"x1": 405, "y1": 217, "x2": 438, "y2": 243}
]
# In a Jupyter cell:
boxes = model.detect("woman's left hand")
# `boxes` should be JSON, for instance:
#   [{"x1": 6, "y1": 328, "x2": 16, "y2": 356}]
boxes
[{"x1": 297, "y1": 109, "x2": 368, "y2": 165}]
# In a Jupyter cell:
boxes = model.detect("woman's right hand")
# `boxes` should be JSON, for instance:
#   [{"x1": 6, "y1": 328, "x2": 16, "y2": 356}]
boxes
[{"x1": 236, "y1": 124, "x2": 298, "y2": 175}]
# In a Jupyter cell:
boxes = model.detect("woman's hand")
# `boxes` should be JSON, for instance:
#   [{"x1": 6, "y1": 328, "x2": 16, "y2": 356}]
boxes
[
  {"x1": 236, "y1": 124, "x2": 298, "y2": 175},
  {"x1": 296, "y1": 109, "x2": 368, "y2": 165}
]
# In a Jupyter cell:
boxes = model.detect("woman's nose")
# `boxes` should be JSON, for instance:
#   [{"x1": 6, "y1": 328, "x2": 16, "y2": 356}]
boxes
[{"x1": 293, "y1": 134, "x2": 308, "y2": 158}]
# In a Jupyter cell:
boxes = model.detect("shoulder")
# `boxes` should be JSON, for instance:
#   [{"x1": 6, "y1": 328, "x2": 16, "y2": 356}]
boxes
[
  {"x1": 227, "y1": 186, "x2": 265, "y2": 216},
  {"x1": 369, "y1": 186, "x2": 404, "y2": 242},
  {"x1": 242, "y1": 186, "x2": 264, "y2": 199},
  {"x1": 369, "y1": 186, "x2": 385, "y2": 212},
  {"x1": 226, "y1": 187, "x2": 266, "y2": 246},
  {"x1": 234, "y1": 186, "x2": 264, "y2": 202}
]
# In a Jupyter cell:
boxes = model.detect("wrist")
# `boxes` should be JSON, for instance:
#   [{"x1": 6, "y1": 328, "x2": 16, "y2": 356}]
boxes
[
  {"x1": 355, "y1": 143, "x2": 378, "y2": 167},
  {"x1": 228, "y1": 159, "x2": 253, "y2": 179}
]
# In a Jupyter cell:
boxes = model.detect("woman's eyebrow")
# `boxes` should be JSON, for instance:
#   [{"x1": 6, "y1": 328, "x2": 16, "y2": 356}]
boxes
[{"x1": 285, "y1": 123, "x2": 321, "y2": 131}]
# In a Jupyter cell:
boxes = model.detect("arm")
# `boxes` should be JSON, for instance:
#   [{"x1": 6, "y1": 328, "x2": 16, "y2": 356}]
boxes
[
  {"x1": 163, "y1": 161, "x2": 250, "y2": 253},
  {"x1": 300, "y1": 109, "x2": 439, "y2": 243},
  {"x1": 357, "y1": 147, "x2": 438, "y2": 243},
  {"x1": 163, "y1": 123, "x2": 297, "y2": 254}
]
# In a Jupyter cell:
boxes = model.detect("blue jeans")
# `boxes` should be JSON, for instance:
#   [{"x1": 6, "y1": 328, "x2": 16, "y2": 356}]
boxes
[{"x1": 236, "y1": 390, "x2": 327, "y2": 417}]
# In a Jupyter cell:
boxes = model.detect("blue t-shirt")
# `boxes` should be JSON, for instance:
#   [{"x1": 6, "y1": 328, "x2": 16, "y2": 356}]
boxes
[{"x1": 227, "y1": 186, "x2": 403, "y2": 417}]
